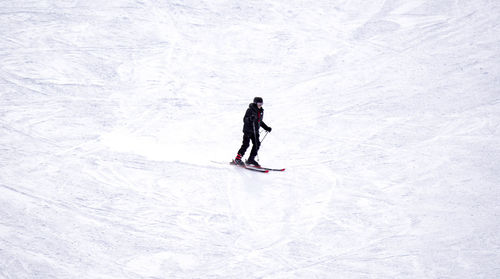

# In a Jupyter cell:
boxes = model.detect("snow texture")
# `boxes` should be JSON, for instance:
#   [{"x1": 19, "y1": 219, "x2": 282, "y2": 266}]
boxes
[{"x1": 1, "y1": 0, "x2": 500, "y2": 278}]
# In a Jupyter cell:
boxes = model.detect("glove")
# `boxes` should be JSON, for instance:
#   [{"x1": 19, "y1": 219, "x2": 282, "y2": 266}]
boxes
[{"x1": 265, "y1": 127, "x2": 272, "y2": 132}]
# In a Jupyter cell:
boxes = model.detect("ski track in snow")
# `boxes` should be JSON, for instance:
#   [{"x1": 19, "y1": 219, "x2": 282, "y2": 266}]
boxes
[{"x1": 1, "y1": 0, "x2": 500, "y2": 278}]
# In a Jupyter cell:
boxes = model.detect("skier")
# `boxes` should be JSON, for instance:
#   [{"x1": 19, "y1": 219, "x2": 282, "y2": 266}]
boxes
[{"x1": 233, "y1": 97, "x2": 272, "y2": 167}]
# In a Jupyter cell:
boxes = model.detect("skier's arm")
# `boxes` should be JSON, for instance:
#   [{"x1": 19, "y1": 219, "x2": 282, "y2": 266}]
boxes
[
  {"x1": 261, "y1": 121, "x2": 272, "y2": 132},
  {"x1": 261, "y1": 121, "x2": 269, "y2": 130}
]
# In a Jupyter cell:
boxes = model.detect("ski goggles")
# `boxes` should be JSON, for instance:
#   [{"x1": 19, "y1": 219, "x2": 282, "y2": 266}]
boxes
[{"x1": 256, "y1": 102, "x2": 263, "y2": 106}]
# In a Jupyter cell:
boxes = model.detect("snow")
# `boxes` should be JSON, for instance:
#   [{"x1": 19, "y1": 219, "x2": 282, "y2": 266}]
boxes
[{"x1": 1, "y1": 0, "x2": 500, "y2": 278}]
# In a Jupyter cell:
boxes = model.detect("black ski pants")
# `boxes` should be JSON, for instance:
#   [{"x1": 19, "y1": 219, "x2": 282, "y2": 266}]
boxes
[{"x1": 237, "y1": 132, "x2": 260, "y2": 158}]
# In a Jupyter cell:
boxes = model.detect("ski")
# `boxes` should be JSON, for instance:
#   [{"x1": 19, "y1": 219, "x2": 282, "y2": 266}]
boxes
[
  {"x1": 259, "y1": 167, "x2": 286, "y2": 172},
  {"x1": 239, "y1": 160, "x2": 285, "y2": 172},
  {"x1": 246, "y1": 165, "x2": 285, "y2": 171},
  {"x1": 230, "y1": 161, "x2": 269, "y2": 173},
  {"x1": 226, "y1": 161, "x2": 284, "y2": 173},
  {"x1": 242, "y1": 162, "x2": 285, "y2": 171},
  {"x1": 242, "y1": 165, "x2": 269, "y2": 173}
]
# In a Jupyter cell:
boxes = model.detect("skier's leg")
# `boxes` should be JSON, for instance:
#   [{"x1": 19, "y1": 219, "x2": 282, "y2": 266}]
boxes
[
  {"x1": 248, "y1": 134, "x2": 260, "y2": 165},
  {"x1": 237, "y1": 134, "x2": 251, "y2": 157}
]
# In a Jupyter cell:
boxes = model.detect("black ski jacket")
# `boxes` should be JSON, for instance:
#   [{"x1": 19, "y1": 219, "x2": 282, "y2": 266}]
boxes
[{"x1": 243, "y1": 103, "x2": 270, "y2": 135}]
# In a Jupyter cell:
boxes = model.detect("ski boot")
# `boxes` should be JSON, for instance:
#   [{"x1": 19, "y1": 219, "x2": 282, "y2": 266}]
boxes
[
  {"x1": 246, "y1": 156, "x2": 260, "y2": 167},
  {"x1": 233, "y1": 154, "x2": 245, "y2": 165}
]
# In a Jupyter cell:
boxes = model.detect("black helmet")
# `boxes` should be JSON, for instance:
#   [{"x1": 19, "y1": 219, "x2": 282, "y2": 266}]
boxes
[{"x1": 253, "y1": 97, "x2": 263, "y2": 104}]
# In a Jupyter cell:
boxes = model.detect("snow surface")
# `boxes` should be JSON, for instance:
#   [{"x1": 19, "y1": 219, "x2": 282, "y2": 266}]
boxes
[{"x1": 1, "y1": 0, "x2": 500, "y2": 278}]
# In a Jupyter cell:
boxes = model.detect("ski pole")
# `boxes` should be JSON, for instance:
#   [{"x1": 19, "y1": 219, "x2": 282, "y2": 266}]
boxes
[
  {"x1": 260, "y1": 131, "x2": 269, "y2": 144},
  {"x1": 253, "y1": 122, "x2": 259, "y2": 144},
  {"x1": 253, "y1": 122, "x2": 260, "y2": 161}
]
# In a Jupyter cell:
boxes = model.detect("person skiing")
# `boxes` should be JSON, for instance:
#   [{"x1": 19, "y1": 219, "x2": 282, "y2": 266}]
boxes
[{"x1": 233, "y1": 97, "x2": 272, "y2": 167}]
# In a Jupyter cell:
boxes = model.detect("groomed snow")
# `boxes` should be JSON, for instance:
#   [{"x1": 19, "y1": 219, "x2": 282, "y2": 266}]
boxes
[{"x1": 1, "y1": 0, "x2": 499, "y2": 278}]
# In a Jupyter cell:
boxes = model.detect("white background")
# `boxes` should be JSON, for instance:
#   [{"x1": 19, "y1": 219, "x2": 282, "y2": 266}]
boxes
[{"x1": 1, "y1": 0, "x2": 499, "y2": 278}]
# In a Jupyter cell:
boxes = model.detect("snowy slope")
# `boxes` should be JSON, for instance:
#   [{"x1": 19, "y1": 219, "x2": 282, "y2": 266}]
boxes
[{"x1": 1, "y1": 0, "x2": 500, "y2": 278}]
